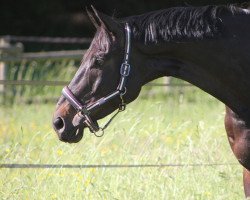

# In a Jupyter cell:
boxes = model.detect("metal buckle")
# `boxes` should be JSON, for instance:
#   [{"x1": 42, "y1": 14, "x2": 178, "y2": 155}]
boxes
[{"x1": 120, "y1": 63, "x2": 130, "y2": 76}]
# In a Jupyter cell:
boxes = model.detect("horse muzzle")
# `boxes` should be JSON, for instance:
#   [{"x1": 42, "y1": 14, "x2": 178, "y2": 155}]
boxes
[{"x1": 53, "y1": 116, "x2": 85, "y2": 143}]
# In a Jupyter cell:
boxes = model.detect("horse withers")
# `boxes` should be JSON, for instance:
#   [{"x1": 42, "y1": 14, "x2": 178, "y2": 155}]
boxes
[{"x1": 52, "y1": 4, "x2": 250, "y2": 196}]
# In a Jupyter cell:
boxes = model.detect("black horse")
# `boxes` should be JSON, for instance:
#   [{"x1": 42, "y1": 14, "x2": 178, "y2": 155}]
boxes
[{"x1": 53, "y1": 3, "x2": 250, "y2": 196}]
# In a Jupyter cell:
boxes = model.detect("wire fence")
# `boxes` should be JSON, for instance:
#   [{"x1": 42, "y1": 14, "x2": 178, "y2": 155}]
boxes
[{"x1": 0, "y1": 163, "x2": 239, "y2": 169}]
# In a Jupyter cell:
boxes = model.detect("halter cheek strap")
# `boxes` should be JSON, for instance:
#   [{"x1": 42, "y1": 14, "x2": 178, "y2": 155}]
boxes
[{"x1": 62, "y1": 23, "x2": 131, "y2": 136}]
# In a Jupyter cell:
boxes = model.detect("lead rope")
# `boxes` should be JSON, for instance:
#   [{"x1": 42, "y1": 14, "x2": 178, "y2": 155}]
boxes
[{"x1": 94, "y1": 92, "x2": 126, "y2": 137}]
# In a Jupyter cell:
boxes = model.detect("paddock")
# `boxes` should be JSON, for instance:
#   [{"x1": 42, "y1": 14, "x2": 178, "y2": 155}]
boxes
[{"x1": 0, "y1": 40, "x2": 243, "y2": 198}]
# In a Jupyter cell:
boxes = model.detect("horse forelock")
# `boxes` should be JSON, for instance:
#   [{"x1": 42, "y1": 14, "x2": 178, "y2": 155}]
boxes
[{"x1": 126, "y1": 4, "x2": 249, "y2": 44}]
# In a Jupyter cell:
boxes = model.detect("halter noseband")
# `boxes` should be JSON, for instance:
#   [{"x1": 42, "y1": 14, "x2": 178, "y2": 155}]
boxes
[{"x1": 62, "y1": 23, "x2": 131, "y2": 136}]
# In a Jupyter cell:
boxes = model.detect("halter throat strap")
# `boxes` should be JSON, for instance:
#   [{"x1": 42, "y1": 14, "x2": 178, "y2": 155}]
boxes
[{"x1": 62, "y1": 23, "x2": 132, "y2": 135}]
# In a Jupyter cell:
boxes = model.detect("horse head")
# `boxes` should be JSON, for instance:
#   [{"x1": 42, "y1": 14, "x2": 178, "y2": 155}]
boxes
[{"x1": 52, "y1": 7, "x2": 142, "y2": 143}]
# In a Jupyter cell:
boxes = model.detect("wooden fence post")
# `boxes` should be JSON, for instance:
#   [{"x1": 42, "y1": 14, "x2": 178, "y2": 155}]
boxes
[
  {"x1": 0, "y1": 38, "x2": 9, "y2": 104},
  {"x1": 0, "y1": 37, "x2": 23, "y2": 104}
]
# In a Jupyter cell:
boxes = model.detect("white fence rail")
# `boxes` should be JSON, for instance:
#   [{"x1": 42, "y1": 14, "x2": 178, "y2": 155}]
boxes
[{"x1": 0, "y1": 49, "x2": 86, "y2": 62}]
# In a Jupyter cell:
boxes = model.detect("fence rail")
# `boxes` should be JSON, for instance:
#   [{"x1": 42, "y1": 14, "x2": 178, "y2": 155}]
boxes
[
  {"x1": 0, "y1": 49, "x2": 85, "y2": 62},
  {"x1": 0, "y1": 163, "x2": 239, "y2": 169},
  {"x1": 0, "y1": 80, "x2": 68, "y2": 86},
  {"x1": 0, "y1": 80, "x2": 192, "y2": 87},
  {"x1": 1, "y1": 35, "x2": 92, "y2": 44}
]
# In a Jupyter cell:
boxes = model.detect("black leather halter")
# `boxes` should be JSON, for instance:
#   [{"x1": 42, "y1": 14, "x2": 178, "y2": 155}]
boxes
[{"x1": 62, "y1": 23, "x2": 131, "y2": 136}]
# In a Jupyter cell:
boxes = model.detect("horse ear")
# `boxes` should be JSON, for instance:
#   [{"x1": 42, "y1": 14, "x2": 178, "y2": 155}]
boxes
[
  {"x1": 86, "y1": 7, "x2": 101, "y2": 29},
  {"x1": 88, "y1": 6, "x2": 122, "y2": 36}
]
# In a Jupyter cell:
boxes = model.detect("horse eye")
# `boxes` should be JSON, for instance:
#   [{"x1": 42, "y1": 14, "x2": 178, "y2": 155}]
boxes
[{"x1": 95, "y1": 56, "x2": 104, "y2": 66}]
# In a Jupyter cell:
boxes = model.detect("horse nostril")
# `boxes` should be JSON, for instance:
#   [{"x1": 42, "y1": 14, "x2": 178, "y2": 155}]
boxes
[{"x1": 53, "y1": 117, "x2": 64, "y2": 130}]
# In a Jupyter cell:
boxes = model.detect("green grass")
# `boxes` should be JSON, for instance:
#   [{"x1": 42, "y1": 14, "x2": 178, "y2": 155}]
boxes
[{"x1": 0, "y1": 86, "x2": 244, "y2": 200}]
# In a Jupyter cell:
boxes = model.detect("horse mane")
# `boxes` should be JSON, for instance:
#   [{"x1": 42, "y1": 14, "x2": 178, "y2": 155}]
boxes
[{"x1": 124, "y1": 4, "x2": 250, "y2": 44}]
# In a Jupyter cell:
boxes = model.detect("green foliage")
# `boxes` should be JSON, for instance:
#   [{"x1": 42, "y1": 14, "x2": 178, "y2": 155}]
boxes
[{"x1": 5, "y1": 59, "x2": 78, "y2": 104}]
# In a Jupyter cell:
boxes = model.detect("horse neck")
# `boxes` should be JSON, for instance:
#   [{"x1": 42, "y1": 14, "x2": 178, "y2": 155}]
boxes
[{"x1": 133, "y1": 38, "x2": 250, "y2": 123}]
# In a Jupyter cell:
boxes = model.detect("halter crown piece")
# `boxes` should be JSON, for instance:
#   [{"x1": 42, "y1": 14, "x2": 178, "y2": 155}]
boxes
[{"x1": 62, "y1": 23, "x2": 132, "y2": 136}]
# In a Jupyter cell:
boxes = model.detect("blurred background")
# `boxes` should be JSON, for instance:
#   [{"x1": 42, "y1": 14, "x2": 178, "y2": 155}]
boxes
[
  {"x1": 0, "y1": 0, "x2": 246, "y2": 104},
  {"x1": 0, "y1": 0, "x2": 245, "y2": 50}
]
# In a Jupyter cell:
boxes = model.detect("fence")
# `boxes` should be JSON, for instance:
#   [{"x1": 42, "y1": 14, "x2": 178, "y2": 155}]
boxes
[
  {"x1": 0, "y1": 36, "x2": 237, "y2": 169},
  {"x1": 0, "y1": 163, "x2": 238, "y2": 169},
  {"x1": 0, "y1": 36, "x2": 87, "y2": 103},
  {"x1": 0, "y1": 36, "x2": 192, "y2": 84},
  {"x1": 0, "y1": 35, "x2": 194, "y2": 104}
]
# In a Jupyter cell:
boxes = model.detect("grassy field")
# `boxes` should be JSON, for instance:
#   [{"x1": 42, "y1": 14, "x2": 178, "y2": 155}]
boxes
[{"x1": 0, "y1": 86, "x2": 244, "y2": 199}]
